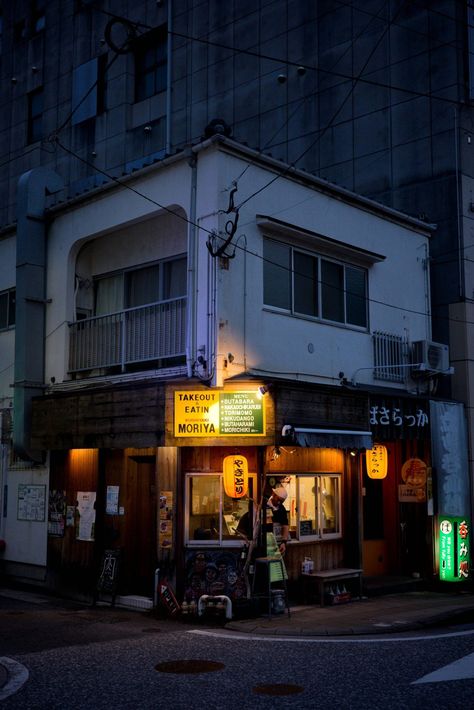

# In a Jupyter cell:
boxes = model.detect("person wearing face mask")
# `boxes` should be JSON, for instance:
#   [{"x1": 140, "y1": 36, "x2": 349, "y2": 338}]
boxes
[{"x1": 265, "y1": 485, "x2": 289, "y2": 556}]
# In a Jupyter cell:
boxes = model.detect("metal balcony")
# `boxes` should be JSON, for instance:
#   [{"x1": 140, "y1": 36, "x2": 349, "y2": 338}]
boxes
[{"x1": 68, "y1": 297, "x2": 186, "y2": 373}]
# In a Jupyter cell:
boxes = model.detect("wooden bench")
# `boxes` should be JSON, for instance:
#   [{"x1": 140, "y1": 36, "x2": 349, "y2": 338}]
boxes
[{"x1": 301, "y1": 568, "x2": 363, "y2": 607}]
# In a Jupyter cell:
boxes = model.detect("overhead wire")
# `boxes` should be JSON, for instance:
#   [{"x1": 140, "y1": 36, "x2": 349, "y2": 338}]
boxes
[
  {"x1": 1, "y1": 1, "x2": 473, "y2": 322},
  {"x1": 52, "y1": 136, "x2": 474, "y2": 328}
]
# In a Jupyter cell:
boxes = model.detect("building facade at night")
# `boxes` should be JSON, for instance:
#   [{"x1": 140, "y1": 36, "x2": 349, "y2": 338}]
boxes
[{"x1": 0, "y1": 1, "x2": 471, "y2": 606}]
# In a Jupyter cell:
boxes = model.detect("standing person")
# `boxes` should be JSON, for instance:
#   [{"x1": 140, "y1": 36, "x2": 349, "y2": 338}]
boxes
[{"x1": 265, "y1": 486, "x2": 289, "y2": 556}]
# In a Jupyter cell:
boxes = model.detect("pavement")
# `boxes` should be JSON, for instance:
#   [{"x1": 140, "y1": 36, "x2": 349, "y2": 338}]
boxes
[
  {"x1": 225, "y1": 589, "x2": 474, "y2": 636},
  {"x1": 1, "y1": 587, "x2": 474, "y2": 695}
]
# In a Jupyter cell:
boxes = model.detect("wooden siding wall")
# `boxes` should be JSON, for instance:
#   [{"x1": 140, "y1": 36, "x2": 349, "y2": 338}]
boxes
[
  {"x1": 276, "y1": 384, "x2": 369, "y2": 432},
  {"x1": 48, "y1": 449, "x2": 99, "y2": 590},
  {"x1": 31, "y1": 383, "x2": 166, "y2": 450}
]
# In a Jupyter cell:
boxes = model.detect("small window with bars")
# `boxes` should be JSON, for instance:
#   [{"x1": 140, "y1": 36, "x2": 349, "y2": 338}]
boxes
[{"x1": 373, "y1": 331, "x2": 407, "y2": 382}]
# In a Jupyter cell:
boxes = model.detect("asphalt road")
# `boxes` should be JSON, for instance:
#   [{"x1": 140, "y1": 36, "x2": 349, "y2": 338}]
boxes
[{"x1": 1, "y1": 589, "x2": 473, "y2": 709}]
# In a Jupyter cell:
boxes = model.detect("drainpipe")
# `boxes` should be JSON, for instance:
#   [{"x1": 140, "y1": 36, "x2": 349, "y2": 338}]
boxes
[
  {"x1": 186, "y1": 152, "x2": 198, "y2": 378},
  {"x1": 13, "y1": 168, "x2": 63, "y2": 462}
]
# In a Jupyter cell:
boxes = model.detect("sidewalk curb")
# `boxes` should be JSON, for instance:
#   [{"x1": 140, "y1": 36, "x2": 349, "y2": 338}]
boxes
[
  {"x1": 224, "y1": 602, "x2": 474, "y2": 637},
  {"x1": 0, "y1": 657, "x2": 29, "y2": 701}
]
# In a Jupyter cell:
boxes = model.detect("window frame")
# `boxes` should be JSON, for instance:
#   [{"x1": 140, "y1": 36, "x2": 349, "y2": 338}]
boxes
[
  {"x1": 273, "y1": 472, "x2": 342, "y2": 542},
  {"x1": 27, "y1": 87, "x2": 43, "y2": 144},
  {"x1": 93, "y1": 253, "x2": 187, "y2": 316},
  {"x1": 263, "y1": 237, "x2": 368, "y2": 329},
  {"x1": 0, "y1": 288, "x2": 16, "y2": 330},
  {"x1": 134, "y1": 25, "x2": 168, "y2": 103},
  {"x1": 185, "y1": 472, "x2": 257, "y2": 547}
]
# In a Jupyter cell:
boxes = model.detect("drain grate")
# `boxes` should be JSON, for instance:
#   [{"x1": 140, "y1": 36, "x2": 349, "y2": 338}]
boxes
[
  {"x1": 253, "y1": 683, "x2": 304, "y2": 696},
  {"x1": 155, "y1": 660, "x2": 225, "y2": 674}
]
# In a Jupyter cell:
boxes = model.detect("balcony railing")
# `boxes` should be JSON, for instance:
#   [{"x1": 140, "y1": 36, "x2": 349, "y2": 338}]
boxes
[{"x1": 68, "y1": 297, "x2": 186, "y2": 373}]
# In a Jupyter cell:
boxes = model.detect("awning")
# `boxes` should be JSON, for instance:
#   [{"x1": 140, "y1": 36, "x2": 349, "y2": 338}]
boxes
[{"x1": 291, "y1": 427, "x2": 373, "y2": 449}]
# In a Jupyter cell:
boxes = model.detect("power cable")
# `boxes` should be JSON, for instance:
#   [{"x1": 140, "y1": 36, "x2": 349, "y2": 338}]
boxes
[
  {"x1": 235, "y1": 0, "x2": 409, "y2": 210},
  {"x1": 53, "y1": 136, "x2": 474, "y2": 328}
]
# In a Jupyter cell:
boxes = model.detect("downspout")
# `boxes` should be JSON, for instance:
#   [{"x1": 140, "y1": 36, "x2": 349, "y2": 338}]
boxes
[
  {"x1": 186, "y1": 152, "x2": 198, "y2": 378},
  {"x1": 13, "y1": 168, "x2": 63, "y2": 462},
  {"x1": 165, "y1": 0, "x2": 173, "y2": 155}
]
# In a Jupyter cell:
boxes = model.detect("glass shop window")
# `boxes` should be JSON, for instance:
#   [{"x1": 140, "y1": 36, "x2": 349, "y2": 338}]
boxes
[
  {"x1": 186, "y1": 473, "x2": 256, "y2": 546},
  {"x1": 277, "y1": 473, "x2": 342, "y2": 541}
]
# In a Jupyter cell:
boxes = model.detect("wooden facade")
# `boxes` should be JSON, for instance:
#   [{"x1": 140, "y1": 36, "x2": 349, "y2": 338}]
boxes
[{"x1": 37, "y1": 379, "x2": 432, "y2": 603}]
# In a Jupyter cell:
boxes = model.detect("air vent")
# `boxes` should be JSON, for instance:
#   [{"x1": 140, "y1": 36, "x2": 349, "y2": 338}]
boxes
[{"x1": 411, "y1": 340, "x2": 450, "y2": 374}]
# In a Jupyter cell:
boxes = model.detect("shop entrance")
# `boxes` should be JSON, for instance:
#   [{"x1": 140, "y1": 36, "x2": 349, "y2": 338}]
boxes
[
  {"x1": 362, "y1": 441, "x2": 430, "y2": 578},
  {"x1": 362, "y1": 464, "x2": 395, "y2": 576},
  {"x1": 103, "y1": 449, "x2": 157, "y2": 597}
]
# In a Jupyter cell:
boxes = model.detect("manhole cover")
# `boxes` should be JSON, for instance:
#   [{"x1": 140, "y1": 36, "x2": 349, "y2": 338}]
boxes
[
  {"x1": 155, "y1": 660, "x2": 225, "y2": 674},
  {"x1": 253, "y1": 683, "x2": 304, "y2": 696}
]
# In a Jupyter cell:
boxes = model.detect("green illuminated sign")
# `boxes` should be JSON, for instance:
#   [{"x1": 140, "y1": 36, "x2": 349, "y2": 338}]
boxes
[{"x1": 439, "y1": 516, "x2": 470, "y2": 582}]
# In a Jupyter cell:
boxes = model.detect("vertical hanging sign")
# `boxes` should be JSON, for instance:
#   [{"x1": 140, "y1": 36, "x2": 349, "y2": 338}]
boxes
[
  {"x1": 365, "y1": 445, "x2": 388, "y2": 479},
  {"x1": 439, "y1": 517, "x2": 470, "y2": 582}
]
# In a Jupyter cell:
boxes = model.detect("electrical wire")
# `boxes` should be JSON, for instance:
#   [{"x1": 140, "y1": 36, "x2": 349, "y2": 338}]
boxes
[
  {"x1": 235, "y1": 0, "x2": 410, "y2": 210},
  {"x1": 53, "y1": 136, "x2": 474, "y2": 328}
]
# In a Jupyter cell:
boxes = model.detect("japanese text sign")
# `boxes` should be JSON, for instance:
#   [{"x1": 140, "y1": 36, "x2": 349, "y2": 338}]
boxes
[
  {"x1": 223, "y1": 455, "x2": 249, "y2": 498},
  {"x1": 439, "y1": 517, "x2": 470, "y2": 582}
]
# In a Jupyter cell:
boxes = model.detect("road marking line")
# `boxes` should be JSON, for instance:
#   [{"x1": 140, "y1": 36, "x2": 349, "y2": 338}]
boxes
[
  {"x1": 412, "y1": 652, "x2": 474, "y2": 684},
  {"x1": 0, "y1": 657, "x2": 29, "y2": 701},
  {"x1": 188, "y1": 628, "x2": 474, "y2": 644}
]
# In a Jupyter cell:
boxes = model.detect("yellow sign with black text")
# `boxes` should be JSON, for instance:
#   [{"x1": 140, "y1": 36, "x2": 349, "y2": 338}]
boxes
[{"x1": 174, "y1": 391, "x2": 265, "y2": 437}]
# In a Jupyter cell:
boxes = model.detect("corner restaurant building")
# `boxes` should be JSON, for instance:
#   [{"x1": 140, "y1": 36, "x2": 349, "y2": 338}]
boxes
[{"x1": 31, "y1": 377, "x2": 462, "y2": 604}]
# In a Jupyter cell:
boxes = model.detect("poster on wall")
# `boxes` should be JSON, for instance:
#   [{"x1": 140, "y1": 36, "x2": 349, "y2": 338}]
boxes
[
  {"x1": 398, "y1": 458, "x2": 427, "y2": 503},
  {"x1": 17, "y1": 484, "x2": 46, "y2": 522},
  {"x1": 66, "y1": 506, "x2": 75, "y2": 527},
  {"x1": 159, "y1": 491, "x2": 173, "y2": 549},
  {"x1": 106, "y1": 486, "x2": 119, "y2": 515},
  {"x1": 48, "y1": 489, "x2": 67, "y2": 536},
  {"x1": 76, "y1": 491, "x2": 97, "y2": 541}
]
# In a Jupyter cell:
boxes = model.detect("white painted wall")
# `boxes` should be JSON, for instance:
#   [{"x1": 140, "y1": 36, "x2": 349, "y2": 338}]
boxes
[
  {"x1": 44, "y1": 160, "x2": 193, "y2": 383},
  {"x1": 213, "y1": 151, "x2": 432, "y2": 388},
  {"x1": 40, "y1": 141, "x2": 432, "y2": 391},
  {"x1": 2, "y1": 465, "x2": 48, "y2": 566}
]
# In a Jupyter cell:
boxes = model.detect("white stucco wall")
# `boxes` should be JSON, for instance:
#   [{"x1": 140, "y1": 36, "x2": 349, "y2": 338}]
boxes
[
  {"x1": 39, "y1": 141, "x2": 432, "y2": 390},
  {"x1": 44, "y1": 159, "x2": 194, "y2": 383},
  {"x1": 2, "y1": 465, "x2": 48, "y2": 566},
  {"x1": 212, "y1": 150, "x2": 432, "y2": 388}
]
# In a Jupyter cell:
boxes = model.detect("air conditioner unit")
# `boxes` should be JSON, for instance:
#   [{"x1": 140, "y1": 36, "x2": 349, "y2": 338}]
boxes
[{"x1": 411, "y1": 340, "x2": 450, "y2": 374}]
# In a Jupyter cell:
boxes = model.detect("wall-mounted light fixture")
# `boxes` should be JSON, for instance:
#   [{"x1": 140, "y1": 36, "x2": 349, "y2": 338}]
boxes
[{"x1": 257, "y1": 384, "x2": 272, "y2": 397}]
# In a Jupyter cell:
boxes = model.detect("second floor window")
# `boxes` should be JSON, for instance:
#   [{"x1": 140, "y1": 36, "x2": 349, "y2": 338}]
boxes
[
  {"x1": 28, "y1": 88, "x2": 43, "y2": 143},
  {"x1": 94, "y1": 256, "x2": 186, "y2": 316},
  {"x1": 134, "y1": 25, "x2": 167, "y2": 102},
  {"x1": 0, "y1": 288, "x2": 15, "y2": 330},
  {"x1": 263, "y1": 237, "x2": 368, "y2": 328}
]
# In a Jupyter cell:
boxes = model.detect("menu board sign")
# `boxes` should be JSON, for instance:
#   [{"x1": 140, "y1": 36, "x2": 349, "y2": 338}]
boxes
[{"x1": 174, "y1": 391, "x2": 265, "y2": 437}]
